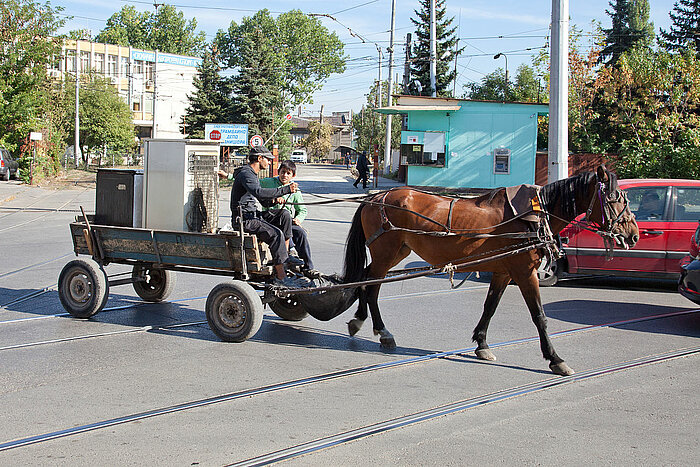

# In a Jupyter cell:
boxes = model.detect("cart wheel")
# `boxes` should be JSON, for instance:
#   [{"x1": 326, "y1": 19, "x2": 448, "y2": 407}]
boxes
[
  {"x1": 58, "y1": 258, "x2": 109, "y2": 318},
  {"x1": 132, "y1": 265, "x2": 176, "y2": 302},
  {"x1": 269, "y1": 296, "x2": 308, "y2": 321},
  {"x1": 206, "y1": 281, "x2": 263, "y2": 342}
]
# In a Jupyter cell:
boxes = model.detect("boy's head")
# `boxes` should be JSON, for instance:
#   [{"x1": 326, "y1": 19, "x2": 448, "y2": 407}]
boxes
[{"x1": 278, "y1": 160, "x2": 297, "y2": 185}]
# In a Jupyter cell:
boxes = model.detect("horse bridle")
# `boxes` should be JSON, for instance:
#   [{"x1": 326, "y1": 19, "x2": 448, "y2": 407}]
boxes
[{"x1": 583, "y1": 180, "x2": 633, "y2": 252}]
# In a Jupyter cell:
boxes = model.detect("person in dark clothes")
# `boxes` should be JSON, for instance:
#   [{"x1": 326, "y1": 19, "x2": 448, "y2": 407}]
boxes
[
  {"x1": 218, "y1": 146, "x2": 303, "y2": 286},
  {"x1": 353, "y1": 150, "x2": 369, "y2": 189}
]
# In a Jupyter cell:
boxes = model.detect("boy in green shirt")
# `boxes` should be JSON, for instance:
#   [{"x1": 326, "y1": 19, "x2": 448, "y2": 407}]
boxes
[{"x1": 260, "y1": 160, "x2": 319, "y2": 277}]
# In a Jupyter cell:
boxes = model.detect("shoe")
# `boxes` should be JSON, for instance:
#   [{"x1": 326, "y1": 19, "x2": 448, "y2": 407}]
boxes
[
  {"x1": 285, "y1": 255, "x2": 304, "y2": 267},
  {"x1": 302, "y1": 268, "x2": 322, "y2": 279},
  {"x1": 272, "y1": 276, "x2": 300, "y2": 288}
]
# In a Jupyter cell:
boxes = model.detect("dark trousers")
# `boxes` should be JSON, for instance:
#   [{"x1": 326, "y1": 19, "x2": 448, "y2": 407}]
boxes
[
  {"x1": 290, "y1": 224, "x2": 313, "y2": 269},
  {"x1": 239, "y1": 209, "x2": 292, "y2": 265},
  {"x1": 353, "y1": 171, "x2": 368, "y2": 189}
]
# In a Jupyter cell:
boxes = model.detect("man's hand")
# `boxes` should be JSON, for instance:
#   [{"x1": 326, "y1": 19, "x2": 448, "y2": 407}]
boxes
[
  {"x1": 292, "y1": 218, "x2": 301, "y2": 226},
  {"x1": 274, "y1": 197, "x2": 285, "y2": 204},
  {"x1": 289, "y1": 182, "x2": 298, "y2": 193},
  {"x1": 217, "y1": 169, "x2": 229, "y2": 179}
]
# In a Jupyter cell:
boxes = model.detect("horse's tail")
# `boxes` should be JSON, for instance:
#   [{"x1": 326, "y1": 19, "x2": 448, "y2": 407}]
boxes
[{"x1": 343, "y1": 204, "x2": 367, "y2": 283}]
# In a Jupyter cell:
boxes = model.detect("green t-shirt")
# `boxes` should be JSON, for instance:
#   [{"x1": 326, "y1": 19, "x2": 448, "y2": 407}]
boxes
[{"x1": 259, "y1": 176, "x2": 307, "y2": 223}]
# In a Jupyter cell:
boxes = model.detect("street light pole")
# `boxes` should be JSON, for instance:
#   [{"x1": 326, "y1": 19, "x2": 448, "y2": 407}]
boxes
[{"x1": 493, "y1": 53, "x2": 508, "y2": 86}]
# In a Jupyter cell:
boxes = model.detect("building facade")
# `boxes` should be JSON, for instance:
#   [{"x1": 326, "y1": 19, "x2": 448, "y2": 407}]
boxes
[{"x1": 52, "y1": 40, "x2": 201, "y2": 141}]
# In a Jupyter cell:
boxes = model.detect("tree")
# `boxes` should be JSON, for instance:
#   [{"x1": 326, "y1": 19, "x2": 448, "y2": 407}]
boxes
[
  {"x1": 303, "y1": 121, "x2": 333, "y2": 161},
  {"x1": 0, "y1": 0, "x2": 65, "y2": 178},
  {"x1": 351, "y1": 81, "x2": 401, "y2": 155},
  {"x1": 463, "y1": 65, "x2": 543, "y2": 103},
  {"x1": 659, "y1": 0, "x2": 700, "y2": 54},
  {"x1": 215, "y1": 9, "x2": 345, "y2": 110},
  {"x1": 409, "y1": 0, "x2": 462, "y2": 97},
  {"x1": 95, "y1": 5, "x2": 206, "y2": 56},
  {"x1": 181, "y1": 47, "x2": 232, "y2": 139},
  {"x1": 65, "y1": 76, "x2": 135, "y2": 162},
  {"x1": 599, "y1": 0, "x2": 654, "y2": 66},
  {"x1": 597, "y1": 47, "x2": 700, "y2": 178}
]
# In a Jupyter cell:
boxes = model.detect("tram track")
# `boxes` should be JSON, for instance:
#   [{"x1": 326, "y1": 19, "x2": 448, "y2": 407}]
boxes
[
  {"x1": 230, "y1": 345, "x2": 700, "y2": 467},
  {"x1": 0, "y1": 308, "x2": 696, "y2": 452}
]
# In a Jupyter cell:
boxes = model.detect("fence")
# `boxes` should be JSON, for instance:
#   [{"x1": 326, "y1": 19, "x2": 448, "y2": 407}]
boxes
[{"x1": 535, "y1": 152, "x2": 617, "y2": 186}]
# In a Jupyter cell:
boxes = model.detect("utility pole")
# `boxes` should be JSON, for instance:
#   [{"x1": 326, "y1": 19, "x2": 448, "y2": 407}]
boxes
[
  {"x1": 429, "y1": 0, "x2": 437, "y2": 96},
  {"x1": 153, "y1": 50, "x2": 158, "y2": 138},
  {"x1": 384, "y1": 0, "x2": 396, "y2": 177},
  {"x1": 548, "y1": 0, "x2": 569, "y2": 183},
  {"x1": 74, "y1": 41, "x2": 80, "y2": 168},
  {"x1": 452, "y1": 38, "x2": 460, "y2": 96},
  {"x1": 403, "y1": 33, "x2": 412, "y2": 94}
]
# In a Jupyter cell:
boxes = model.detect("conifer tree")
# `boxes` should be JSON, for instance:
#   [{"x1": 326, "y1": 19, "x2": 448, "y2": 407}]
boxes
[
  {"x1": 599, "y1": 0, "x2": 654, "y2": 66},
  {"x1": 181, "y1": 47, "x2": 232, "y2": 138},
  {"x1": 409, "y1": 0, "x2": 463, "y2": 96},
  {"x1": 660, "y1": 0, "x2": 700, "y2": 53}
]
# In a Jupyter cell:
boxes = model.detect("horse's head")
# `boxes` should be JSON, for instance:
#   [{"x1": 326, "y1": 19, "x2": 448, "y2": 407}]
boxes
[{"x1": 586, "y1": 165, "x2": 639, "y2": 250}]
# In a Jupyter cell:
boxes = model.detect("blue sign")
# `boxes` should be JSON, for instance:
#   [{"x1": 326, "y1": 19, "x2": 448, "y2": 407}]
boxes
[
  {"x1": 204, "y1": 123, "x2": 249, "y2": 147},
  {"x1": 131, "y1": 50, "x2": 202, "y2": 68}
]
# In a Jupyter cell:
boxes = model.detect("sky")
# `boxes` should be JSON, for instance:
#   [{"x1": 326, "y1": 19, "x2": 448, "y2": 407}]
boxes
[{"x1": 55, "y1": 0, "x2": 678, "y2": 115}]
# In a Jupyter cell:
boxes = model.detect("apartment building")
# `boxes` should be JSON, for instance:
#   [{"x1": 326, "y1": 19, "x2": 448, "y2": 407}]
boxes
[{"x1": 52, "y1": 40, "x2": 201, "y2": 140}]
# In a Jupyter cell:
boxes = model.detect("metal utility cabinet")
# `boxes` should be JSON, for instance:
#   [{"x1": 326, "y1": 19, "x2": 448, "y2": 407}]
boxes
[{"x1": 142, "y1": 139, "x2": 220, "y2": 232}]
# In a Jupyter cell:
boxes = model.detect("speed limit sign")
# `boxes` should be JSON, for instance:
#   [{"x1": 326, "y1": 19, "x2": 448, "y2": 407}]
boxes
[{"x1": 250, "y1": 135, "x2": 264, "y2": 147}]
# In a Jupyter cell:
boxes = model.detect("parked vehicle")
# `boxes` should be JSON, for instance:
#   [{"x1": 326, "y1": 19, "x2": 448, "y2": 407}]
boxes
[
  {"x1": 678, "y1": 222, "x2": 700, "y2": 305},
  {"x1": 0, "y1": 147, "x2": 18, "y2": 181},
  {"x1": 290, "y1": 149, "x2": 307, "y2": 164},
  {"x1": 539, "y1": 179, "x2": 700, "y2": 286}
]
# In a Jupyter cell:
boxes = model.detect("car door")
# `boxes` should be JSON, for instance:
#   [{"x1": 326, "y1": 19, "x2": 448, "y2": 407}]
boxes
[
  {"x1": 571, "y1": 186, "x2": 671, "y2": 275},
  {"x1": 666, "y1": 186, "x2": 700, "y2": 273}
]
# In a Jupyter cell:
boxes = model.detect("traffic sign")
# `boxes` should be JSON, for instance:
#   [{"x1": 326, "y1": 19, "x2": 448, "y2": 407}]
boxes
[
  {"x1": 285, "y1": 113, "x2": 292, "y2": 120},
  {"x1": 250, "y1": 135, "x2": 264, "y2": 147}
]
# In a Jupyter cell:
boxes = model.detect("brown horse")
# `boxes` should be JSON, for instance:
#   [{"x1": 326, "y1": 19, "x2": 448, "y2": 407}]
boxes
[{"x1": 342, "y1": 165, "x2": 639, "y2": 376}]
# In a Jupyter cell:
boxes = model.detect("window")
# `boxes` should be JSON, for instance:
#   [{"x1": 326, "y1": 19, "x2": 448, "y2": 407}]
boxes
[
  {"x1": 145, "y1": 62, "x2": 153, "y2": 81},
  {"x1": 94, "y1": 53, "x2": 104, "y2": 74},
  {"x1": 120, "y1": 57, "x2": 128, "y2": 77},
  {"x1": 400, "y1": 131, "x2": 445, "y2": 167},
  {"x1": 65, "y1": 50, "x2": 76, "y2": 73},
  {"x1": 108, "y1": 55, "x2": 118, "y2": 77},
  {"x1": 628, "y1": 187, "x2": 667, "y2": 221},
  {"x1": 79, "y1": 51, "x2": 90, "y2": 73},
  {"x1": 674, "y1": 187, "x2": 700, "y2": 221},
  {"x1": 133, "y1": 100, "x2": 141, "y2": 111},
  {"x1": 143, "y1": 93, "x2": 154, "y2": 114},
  {"x1": 134, "y1": 60, "x2": 144, "y2": 76}
]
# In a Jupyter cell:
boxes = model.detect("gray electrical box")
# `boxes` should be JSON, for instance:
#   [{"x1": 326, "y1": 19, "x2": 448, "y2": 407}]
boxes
[{"x1": 142, "y1": 139, "x2": 220, "y2": 232}]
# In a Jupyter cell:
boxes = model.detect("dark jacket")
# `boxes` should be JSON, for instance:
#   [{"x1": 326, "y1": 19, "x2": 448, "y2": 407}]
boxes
[
  {"x1": 230, "y1": 165, "x2": 292, "y2": 215},
  {"x1": 356, "y1": 153, "x2": 369, "y2": 174}
]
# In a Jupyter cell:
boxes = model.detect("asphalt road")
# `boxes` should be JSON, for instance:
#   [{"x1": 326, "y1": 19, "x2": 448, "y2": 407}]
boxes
[{"x1": 0, "y1": 165, "x2": 698, "y2": 466}]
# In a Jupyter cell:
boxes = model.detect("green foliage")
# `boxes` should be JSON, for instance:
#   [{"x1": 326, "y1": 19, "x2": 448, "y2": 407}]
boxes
[
  {"x1": 95, "y1": 5, "x2": 206, "y2": 56},
  {"x1": 216, "y1": 9, "x2": 345, "y2": 111},
  {"x1": 659, "y1": 0, "x2": 700, "y2": 54},
  {"x1": 181, "y1": 47, "x2": 233, "y2": 138},
  {"x1": 597, "y1": 47, "x2": 700, "y2": 178},
  {"x1": 65, "y1": 76, "x2": 136, "y2": 159},
  {"x1": 303, "y1": 121, "x2": 333, "y2": 160},
  {"x1": 599, "y1": 0, "x2": 654, "y2": 66},
  {"x1": 351, "y1": 81, "x2": 401, "y2": 154},
  {"x1": 0, "y1": 0, "x2": 65, "y2": 179},
  {"x1": 463, "y1": 65, "x2": 544, "y2": 102},
  {"x1": 409, "y1": 0, "x2": 463, "y2": 97}
]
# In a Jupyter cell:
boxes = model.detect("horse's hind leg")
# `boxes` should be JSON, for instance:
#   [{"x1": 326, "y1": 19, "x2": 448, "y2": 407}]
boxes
[
  {"x1": 347, "y1": 287, "x2": 368, "y2": 336},
  {"x1": 472, "y1": 272, "x2": 510, "y2": 361},
  {"x1": 366, "y1": 283, "x2": 395, "y2": 349},
  {"x1": 516, "y1": 270, "x2": 574, "y2": 376}
]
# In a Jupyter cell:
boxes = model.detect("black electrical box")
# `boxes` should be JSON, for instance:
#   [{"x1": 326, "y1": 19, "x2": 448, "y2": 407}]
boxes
[{"x1": 95, "y1": 169, "x2": 143, "y2": 226}]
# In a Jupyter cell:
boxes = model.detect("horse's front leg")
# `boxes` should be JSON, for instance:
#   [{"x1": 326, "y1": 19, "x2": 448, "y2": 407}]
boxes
[
  {"x1": 472, "y1": 272, "x2": 511, "y2": 361},
  {"x1": 516, "y1": 270, "x2": 574, "y2": 376}
]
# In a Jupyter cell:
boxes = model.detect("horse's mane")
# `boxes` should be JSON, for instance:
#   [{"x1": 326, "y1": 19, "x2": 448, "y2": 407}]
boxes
[{"x1": 540, "y1": 171, "x2": 605, "y2": 220}]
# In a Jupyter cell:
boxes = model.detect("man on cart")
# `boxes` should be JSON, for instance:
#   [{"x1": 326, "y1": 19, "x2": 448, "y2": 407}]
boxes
[{"x1": 218, "y1": 145, "x2": 302, "y2": 286}]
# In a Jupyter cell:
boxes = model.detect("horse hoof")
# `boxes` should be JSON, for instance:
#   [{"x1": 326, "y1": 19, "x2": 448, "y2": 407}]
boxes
[
  {"x1": 550, "y1": 362, "x2": 575, "y2": 376},
  {"x1": 347, "y1": 319, "x2": 363, "y2": 336},
  {"x1": 475, "y1": 348, "x2": 497, "y2": 361},
  {"x1": 379, "y1": 336, "x2": 396, "y2": 350}
]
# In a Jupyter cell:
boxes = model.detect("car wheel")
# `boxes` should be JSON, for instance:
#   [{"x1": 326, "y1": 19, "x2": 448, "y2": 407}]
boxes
[
  {"x1": 0, "y1": 171, "x2": 8, "y2": 182},
  {"x1": 538, "y1": 258, "x2": 565, "y2": 287}
]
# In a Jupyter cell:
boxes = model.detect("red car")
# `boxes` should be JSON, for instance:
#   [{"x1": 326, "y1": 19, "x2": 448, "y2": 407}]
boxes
[{"x1": 539, "y1": 179, "x2": 700, "y2": 286}]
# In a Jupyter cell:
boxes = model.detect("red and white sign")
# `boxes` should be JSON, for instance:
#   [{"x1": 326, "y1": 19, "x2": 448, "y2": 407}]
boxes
[
  {"x1": 285, "y1": 113, "x2": 292, "y2": 120},
  {"x1": 208, "y1": 129, "x2": 222, "y2": 140},
  {"x1": 249, "y1": 135, "x2": 264, "y2": 147}
]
